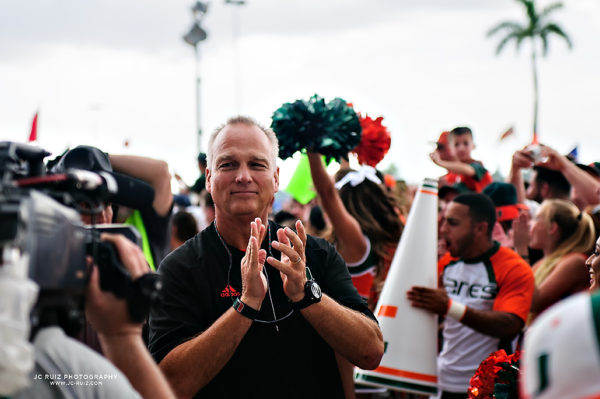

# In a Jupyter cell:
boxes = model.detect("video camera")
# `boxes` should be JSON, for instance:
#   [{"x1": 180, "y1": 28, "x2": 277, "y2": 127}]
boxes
[{"x1": 0, "y1": 141, "x2": 161, "y2": 336}]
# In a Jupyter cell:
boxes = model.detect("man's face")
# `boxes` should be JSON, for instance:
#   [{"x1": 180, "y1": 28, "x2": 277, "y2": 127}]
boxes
[
  {"x1": 440, "y1": 202, "x2": 476, "y2": 258},
  {"x1": 206, "y1": 123, "x2": 279, "y2": 221},
  {"x1": 79, "y1": 202, "x2": 113, "y2": 225},
  {"x1": 453, "y1": 134, "x2": 475, "y2": 163},
  {"x1": 526, "y1": 172, "x2": 543, "y2": 203}
]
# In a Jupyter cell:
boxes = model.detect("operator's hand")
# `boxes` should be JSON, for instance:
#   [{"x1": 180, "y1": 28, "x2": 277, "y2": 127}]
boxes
[
  {"x1": 85, "y1": 233, "x2": 150, "y2": 338},
  {"x1": 267, "y1": 220, "x2": 308, "y2": 303},
  {"x1": 240, "y1": 218, "x2": 268, "y2": 310},
  {"x1": 406, "y1": 286, "x2": 449, "y2": 316}
]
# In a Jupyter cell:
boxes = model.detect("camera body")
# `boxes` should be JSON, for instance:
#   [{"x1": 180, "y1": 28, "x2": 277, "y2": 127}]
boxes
[{"x1": 0, "y1": 141, "x2": 159, "y2": 334}]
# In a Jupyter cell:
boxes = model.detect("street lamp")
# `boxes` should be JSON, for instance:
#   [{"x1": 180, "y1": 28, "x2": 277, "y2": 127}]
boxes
[{"x1": 183, "y1": 1, "x2": 209, "y2": 153}]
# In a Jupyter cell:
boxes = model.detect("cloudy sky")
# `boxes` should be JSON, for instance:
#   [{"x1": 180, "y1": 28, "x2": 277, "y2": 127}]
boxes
[{"x1": 1, "y1": 0, "x2": 599, "y2": 187}]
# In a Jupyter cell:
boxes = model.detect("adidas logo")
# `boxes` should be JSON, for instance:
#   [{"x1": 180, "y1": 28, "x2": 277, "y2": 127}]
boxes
[{"x1": 220, "y1": 285, "x2": 241, "y2": 298}]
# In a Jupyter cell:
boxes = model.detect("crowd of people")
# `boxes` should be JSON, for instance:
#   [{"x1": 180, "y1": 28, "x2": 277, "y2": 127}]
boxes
[{"x1": 4, "y1": 117, "x2": 600, "y2": 399}]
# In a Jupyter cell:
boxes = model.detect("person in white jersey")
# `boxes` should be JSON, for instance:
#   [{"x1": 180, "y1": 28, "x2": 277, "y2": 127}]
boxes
[{"x1": 407, "y1": 193, "x2": 535, "y2": 399}]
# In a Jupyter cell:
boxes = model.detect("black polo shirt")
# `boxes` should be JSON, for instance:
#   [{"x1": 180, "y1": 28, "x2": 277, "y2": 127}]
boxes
[{"x1": 149, "y1": 221, "x2": 375, "y2": 399}]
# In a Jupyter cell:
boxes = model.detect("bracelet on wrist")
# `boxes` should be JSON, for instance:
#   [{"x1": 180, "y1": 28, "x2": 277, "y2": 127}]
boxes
[{"x1": 446, "y1": 299, "x2": 467, "y2": 321}]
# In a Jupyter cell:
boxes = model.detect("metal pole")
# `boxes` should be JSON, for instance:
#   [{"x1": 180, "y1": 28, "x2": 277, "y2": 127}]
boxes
[
  {"x1": 195, "y1": 43, "x2": 202, "y2": 153},
  {"x1": 232, "y1": 6, "x2": 241, "y2": 114}
]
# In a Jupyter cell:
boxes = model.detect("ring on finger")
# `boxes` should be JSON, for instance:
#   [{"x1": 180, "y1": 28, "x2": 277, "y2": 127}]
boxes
[{"x1": 292, "y1": 256, "x2": 302, "y2": 264}]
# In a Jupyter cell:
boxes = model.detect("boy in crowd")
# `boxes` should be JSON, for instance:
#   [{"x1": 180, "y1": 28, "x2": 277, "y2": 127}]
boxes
[{"x1": 430, "y1": 126, "x2": 492, "y2": 193}]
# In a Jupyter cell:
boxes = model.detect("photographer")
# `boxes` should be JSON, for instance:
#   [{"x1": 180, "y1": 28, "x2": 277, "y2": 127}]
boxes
[{"x1": 11, "y1": 234, "x2": 175, "y2": 399}]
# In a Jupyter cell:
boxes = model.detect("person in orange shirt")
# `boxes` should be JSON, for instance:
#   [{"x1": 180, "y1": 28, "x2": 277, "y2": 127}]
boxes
[{"x1": 407, "y1": 193, "x2": 534, "y2": 399}]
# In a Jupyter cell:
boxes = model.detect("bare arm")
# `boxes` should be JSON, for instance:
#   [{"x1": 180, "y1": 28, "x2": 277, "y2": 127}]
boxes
[
  {"x1": 109, "y1": 154, "x2": 173, "y2": 216},
  {"x1": 86, "y1": 234, "x2": 175, "y2": 399},
  {"x1": 407, "y1": 286, "x2": 523, "y2": 338},
  {"x1": 430, "y1": 152, "x2": 476, "y2": 176},
  {"x1": 159, "y1": 309, "x2": 253, "y2": 397},
  {"x1": 267, "y1": 221, "x2": 384, "y2": 370},
  {"x1": 307, "y1": 152, "x2": 366, "y2": 263},
  {"x1": 301, "y1": 295, "x2": 384, "y2": 369},
  {"x1": 159, "y1": 219, "x2": 267, "y2": 398},
  {"x1": 531, "y1": 254, "x2": 589, "y2": 316},
  {"x1": 538, "y1": 145, "x2": 600, "y2": 207},
  {"x1": 507, "y1": 149, "x2": 533, "y2": 205}
]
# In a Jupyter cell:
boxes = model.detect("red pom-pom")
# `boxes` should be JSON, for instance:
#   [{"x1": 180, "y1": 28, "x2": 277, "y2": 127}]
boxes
[{"x1": 351, "y1": 114, "x2": 391, "y2": 167}]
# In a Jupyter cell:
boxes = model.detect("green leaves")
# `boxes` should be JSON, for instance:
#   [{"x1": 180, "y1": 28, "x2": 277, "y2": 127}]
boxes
[{"x1": 487, "y1": 0, "x2": 572, "y2": 57}]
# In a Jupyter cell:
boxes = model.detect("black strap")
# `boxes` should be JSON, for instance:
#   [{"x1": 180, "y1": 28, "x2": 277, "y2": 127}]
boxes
[{"x1": 232, "y1": 298, "x2": 259, "y2": 320}]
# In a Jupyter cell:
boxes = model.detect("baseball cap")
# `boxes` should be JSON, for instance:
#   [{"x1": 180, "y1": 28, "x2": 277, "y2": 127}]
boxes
[
  {"x1": 521, "y1": 291, "x2": 600, "y2": 399},
  {"x1": 439, "y1": 182, "x2": 471, "y2": 201},
  {"x1": 577, "y1": 162, "x2": 600, "y2": 179},
  {"x1": 482, "y1": 182, "x2": 528, "y2": 222},
  {"x1": 436, "y1": 131, "x2": 450, "y2": 150}
]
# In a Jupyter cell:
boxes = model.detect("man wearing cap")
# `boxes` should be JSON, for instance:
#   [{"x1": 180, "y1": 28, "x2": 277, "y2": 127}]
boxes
[
  {"x1": 482, "y1": 182, "x2": 529, "y2": 252},
  {"x1": 407, "y1": 193, "x2": 534, "y2": 399}
]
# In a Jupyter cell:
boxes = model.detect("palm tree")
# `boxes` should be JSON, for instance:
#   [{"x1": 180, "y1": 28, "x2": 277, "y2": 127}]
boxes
[{"x1": 488, "y1": 0, "x2": 572, "y2": 142}]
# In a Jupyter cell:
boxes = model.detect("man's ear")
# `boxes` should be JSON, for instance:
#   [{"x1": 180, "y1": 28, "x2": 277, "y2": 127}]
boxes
[
  {"x1": 475, "y1": 220, "x2": 489, "y2": 238},
  {"x1": 205, "y1": 168, "x2": 212, "y2": 193},
  {"x1": 274, "y1": 166, "x2": 280, "y2": 192}
]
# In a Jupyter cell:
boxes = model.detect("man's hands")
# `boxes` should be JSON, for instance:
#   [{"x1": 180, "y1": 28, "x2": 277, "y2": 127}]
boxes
[
  {"x1": 511, "y1": 147, "x2": 536, "y2": 170},
  {"x1": 240, "y1": 218, "x2": 268, "y2": 310},
  {"x1": 85, "y1": 233, "x2": 149, "y2": 338},
  {"x1": 268, "y1": 220, "x2": 308, "y2": 303},
  {"x1": 406, "y1": 286, "x2": 450, "y2": 316}
]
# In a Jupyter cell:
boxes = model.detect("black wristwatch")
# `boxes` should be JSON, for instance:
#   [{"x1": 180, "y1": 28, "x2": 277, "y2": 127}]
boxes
[
  {"x1": 232, "y1": 298, "x2": 260, "y2": 320},
  {"x1": 291, "y1": 280, "x2": 322, "y2": 310}
]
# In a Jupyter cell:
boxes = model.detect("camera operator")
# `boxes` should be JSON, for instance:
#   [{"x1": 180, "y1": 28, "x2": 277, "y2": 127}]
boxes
[{"x1": 11, "y1": 233, "x2": 175, "y2": 399}]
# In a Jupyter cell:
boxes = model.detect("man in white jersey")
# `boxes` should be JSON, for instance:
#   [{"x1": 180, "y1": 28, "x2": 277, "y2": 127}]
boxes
[{"x1": 407, "y1": 193, "x2": 534, "y2": 399}]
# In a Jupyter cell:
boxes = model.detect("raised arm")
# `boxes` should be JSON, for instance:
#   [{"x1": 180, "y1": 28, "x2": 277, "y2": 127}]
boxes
[
  {"x1": 109, "y1": 154, "x2": 173, "y2": 216},
  {"x1": 508, "y1": 148, "x2": 534, "y2": 204},
  {"x1": 538, "y1": 145, "x2": 600, "y2": 207},
  {"x1": 307, "y1": 152, "x2": 366, "y2": 263}
]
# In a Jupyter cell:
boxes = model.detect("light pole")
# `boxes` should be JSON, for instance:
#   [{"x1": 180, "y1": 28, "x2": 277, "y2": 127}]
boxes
[
  {"x1": 183, "y1": 1, "x2": 209, "y2": 153},
  {"x1": 225, "y1": 0, "x2": 245, "y2": 114}
]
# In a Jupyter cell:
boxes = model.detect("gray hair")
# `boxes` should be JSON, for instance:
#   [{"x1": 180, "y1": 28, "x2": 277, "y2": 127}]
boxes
[{"x1": 207, "y1": 116, "x2": 279, "y2": 168}]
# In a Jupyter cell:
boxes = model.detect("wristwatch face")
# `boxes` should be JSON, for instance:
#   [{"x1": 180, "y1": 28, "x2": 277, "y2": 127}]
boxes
[{"x1": 310, "y1": 281, "x2": 322, "y2": 300}]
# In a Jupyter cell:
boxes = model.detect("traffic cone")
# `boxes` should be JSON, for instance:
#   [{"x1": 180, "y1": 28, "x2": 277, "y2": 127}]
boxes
[{"x1": 355, "y1": 178, "x2": 439, "y2": 396}]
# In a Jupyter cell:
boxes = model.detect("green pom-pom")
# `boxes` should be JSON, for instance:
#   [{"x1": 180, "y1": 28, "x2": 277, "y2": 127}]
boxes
[{"x1": 271, "y1": 94, "x2": 362, "y2": 161}]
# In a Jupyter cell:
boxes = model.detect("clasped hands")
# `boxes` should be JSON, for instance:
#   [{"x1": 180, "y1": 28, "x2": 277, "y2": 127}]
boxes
[{"x1": 240, "y1": 218, "x2": 308, "y2": 311}]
